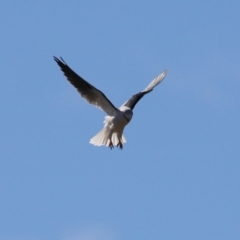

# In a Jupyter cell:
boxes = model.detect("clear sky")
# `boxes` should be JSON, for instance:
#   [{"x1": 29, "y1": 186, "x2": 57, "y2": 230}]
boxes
[{"x1": 1, "y1": 1, "x2": 240, "y2": 240}]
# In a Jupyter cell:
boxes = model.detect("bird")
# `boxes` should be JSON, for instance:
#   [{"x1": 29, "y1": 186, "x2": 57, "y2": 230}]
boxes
[{"x1": 54, "y1": 56, "x2": 167, "y2": 149}]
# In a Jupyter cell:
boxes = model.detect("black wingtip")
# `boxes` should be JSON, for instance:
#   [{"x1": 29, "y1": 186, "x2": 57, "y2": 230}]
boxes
[
  {"x1": 53, "y1": 56, "x2": 67, "y2": 65},
  {"x1": 53, "y1": 56, "x2": 60, "y2": 63},
  {"x1": 60, "y1": 57, "x2": 67, "y2": 64}
]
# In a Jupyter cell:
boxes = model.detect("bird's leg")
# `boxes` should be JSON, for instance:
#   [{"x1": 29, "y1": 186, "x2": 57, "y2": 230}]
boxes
[
  {"x1": 117, "y1": 140, "x2": 123, "y2": 150},
  {"x1": 108, "y1": 140, "x2": 114, "y2": 150}
]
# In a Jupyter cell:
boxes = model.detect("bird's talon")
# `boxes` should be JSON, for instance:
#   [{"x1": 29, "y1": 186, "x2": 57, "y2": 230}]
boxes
[
  {"x1": 108, "y1": 141, "x2": 114, "y2": 150},
  {"x1": 117, "y1": 141, "x2": 123, "y2": 150}
]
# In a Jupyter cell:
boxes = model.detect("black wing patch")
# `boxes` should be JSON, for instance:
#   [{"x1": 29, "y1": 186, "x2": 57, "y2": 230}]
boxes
[
  {"x1": 54, "y1": 56, "x2": 118, "y2": 115},
  {"x1": 124, "y1": 91, "x2": 152, "y2": 110}
]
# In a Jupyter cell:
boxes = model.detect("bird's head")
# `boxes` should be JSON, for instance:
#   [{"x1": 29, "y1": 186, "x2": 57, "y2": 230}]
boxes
[{"x1": 121, "y1": 106, "x2": 133, "y2": 122}]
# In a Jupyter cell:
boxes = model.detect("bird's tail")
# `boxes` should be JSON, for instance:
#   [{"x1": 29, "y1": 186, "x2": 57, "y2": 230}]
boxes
[
  {"x1": 111, "y1": 132, "x2": 127, "y2": 145},
  {"x1": 89, "y1": 127, "x2": 126, "y2": 147},
  {"x1": 90, "y1": 127, "x2": 112, "y2": 147}
]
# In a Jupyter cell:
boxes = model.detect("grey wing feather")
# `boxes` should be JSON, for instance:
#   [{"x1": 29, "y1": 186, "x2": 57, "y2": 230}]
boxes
[
  {"x1": 143, "y1": 70, "x2": 167, "y2": 92},
  {"x1": 54, "y1": 57, "x2": 118, "y2": 116},
  {"x1": 122, "y1": 70, "x2": 167, "y2": 110}
]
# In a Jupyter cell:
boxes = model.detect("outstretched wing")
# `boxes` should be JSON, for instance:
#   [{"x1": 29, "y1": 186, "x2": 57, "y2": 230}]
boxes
[
  {"x1": 121, "y1": 70, "x2": 167, "y2": 110},
  {"x1": 54, "y1": 57, "x2": 119, "y2": 116}
]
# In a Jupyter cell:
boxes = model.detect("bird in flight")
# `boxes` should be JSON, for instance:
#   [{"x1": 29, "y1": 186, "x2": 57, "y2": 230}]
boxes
[{"x1": 54, "y1": 57, "x2": 167, "y2": 150}]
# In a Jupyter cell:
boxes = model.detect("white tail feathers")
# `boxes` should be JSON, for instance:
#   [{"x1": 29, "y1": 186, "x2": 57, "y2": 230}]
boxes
[
  {"x1": 90, "y1": 127, "x2": 110, "y2": 146},
  {"x1": 111, "y1": 132, "x2": 126, "y2": 145},
  {"x1": 90, "y1": 127, "x2": 126, "y2": 147}
]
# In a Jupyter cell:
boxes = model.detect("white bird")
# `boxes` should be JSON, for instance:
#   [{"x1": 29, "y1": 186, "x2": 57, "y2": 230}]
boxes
[{"x1": 54, "y1": 57, "x2": 167, "y2": 150}]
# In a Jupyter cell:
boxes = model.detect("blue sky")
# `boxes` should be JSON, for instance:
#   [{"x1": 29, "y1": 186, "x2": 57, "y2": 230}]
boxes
[{"x1": 1, "y1": 1, "x2": 240, "y2": 240}]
